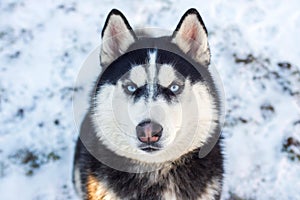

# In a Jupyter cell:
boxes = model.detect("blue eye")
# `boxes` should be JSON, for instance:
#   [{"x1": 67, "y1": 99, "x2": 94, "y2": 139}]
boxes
[
  {"x1": 169, "y1": 84, "x2": 180, "y2": 92},
  {"x1": 127, "y1": 85, "x2": 137, "y2": 93}
]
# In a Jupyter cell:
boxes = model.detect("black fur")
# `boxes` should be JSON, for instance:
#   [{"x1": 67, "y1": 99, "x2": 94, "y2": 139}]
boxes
[
  {"x1": 154, "y1": 84, "x2": 177, "y2": 102},
  {"x1": 132, "y1": 84, "x2": 149, "y2": 102}
]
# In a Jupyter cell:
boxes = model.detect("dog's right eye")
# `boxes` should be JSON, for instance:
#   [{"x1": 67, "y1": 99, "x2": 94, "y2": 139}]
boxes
[
  {"x1": 127, "y1": 85, "x2": 136, "y2": 92},
  {"x1": 123, "y1": 83, "x2": 137, "y2": 94}
]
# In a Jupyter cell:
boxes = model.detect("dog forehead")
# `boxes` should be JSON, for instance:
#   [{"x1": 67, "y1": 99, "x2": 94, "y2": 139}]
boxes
[
  {"x1": 127, "y1": 65, "x2": 179, "y2": 87},
  {"x1": 125, "y1": 51, "x2": 181, "y2": 85},
  {"x1": 129, "y1": 50, "x2": 157, "y2": 85},
  {"x1": 128, "y1": 65, "x2": 147, "y2": 86},
  {"x1": 157, "y1": 64, "x2": 177, "y2": 87}
]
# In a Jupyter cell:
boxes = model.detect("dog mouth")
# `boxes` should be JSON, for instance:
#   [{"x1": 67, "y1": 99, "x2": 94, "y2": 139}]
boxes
[{"x1": 139, "y1": 144, "x2": 161, "y2": 152}]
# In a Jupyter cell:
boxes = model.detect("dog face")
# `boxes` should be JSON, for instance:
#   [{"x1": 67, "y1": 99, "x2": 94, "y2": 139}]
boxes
[{"x1": 91, "y1": 9, "x2": 219, "y2": 163}]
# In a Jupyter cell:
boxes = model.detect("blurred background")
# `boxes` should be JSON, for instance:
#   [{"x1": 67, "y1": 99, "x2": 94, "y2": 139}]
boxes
[{"x1": 0, "y1": 0, "x2": 299, "y2": 199}]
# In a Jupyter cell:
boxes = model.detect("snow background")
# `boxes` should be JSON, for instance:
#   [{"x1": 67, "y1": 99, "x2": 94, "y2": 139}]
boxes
[{"x1": 0, "y1": 0, "x2": 300, "y2": 199}]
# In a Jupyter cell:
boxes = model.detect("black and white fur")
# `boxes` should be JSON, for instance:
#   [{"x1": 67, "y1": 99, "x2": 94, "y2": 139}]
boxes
[{"x1": 73, "y1": 8, "x2": 224, "y2": 200}]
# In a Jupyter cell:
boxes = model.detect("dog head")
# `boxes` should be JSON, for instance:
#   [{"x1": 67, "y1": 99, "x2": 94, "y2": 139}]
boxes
[{"x1": 91, "y1": 9, "x2": 219, "y2": 163}]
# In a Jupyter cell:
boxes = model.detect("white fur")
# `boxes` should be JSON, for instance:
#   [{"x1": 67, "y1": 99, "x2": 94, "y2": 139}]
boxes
[
  {"x1": 163, "y1": 179, "x2": 177, "y2": 200},
  {"x1": 74, "y1": 166, "x2": 83, "y2": 198},
  {"x1": 157, "y1": 64, "x2": 177, "y2": 87},
  {"x1": 147, "y1": 51, "x2": 157, "y2": 96},
  {"x1": 148, "y1": 50, "x2": 157, "y2": 80},
  {"x1": 197, "y1": 178, "x2": 222, "y2": 200},
  {"x1": 129, "y1": 65, "x2": 147, "y2": 87},
  {"x1": 163, "y1": 177, "x2": 221, "y2": 200}
]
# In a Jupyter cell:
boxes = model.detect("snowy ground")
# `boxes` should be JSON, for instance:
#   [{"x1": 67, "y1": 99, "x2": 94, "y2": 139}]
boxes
[{"x1": 1, "y1": 0, "x2": 300, "y2": 199}]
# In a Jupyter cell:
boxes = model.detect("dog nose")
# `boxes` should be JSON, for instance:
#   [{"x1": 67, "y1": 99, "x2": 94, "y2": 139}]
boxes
[{"x1": 136, "y1": 120, "x2": 163, "y2": 144}]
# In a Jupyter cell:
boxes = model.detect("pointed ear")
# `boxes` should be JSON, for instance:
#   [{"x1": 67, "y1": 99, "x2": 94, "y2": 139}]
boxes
[
  {"x1": 100, "y1": 9, "x2": 137, "y2": 66},
  {"x1": 172, "y1": 8, "x2": 210, "y2": 65}
]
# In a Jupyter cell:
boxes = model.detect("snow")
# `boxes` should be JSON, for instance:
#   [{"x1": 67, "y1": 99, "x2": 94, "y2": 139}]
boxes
[{"x1": 0, "y1": 0, "x2": 299, "y2": 199}]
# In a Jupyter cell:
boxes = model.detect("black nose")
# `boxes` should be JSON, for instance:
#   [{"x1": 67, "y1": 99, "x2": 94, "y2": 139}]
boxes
[{"x1": 136, "y1": 120, "x2": 163, "y2": 144}]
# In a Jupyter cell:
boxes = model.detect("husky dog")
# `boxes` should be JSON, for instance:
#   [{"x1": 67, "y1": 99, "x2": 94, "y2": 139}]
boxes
[{"x1": 73, "y1": 8, "x2": 223, "y2": 200}]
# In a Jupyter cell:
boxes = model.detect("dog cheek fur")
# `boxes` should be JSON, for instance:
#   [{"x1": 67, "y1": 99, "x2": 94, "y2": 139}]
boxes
[
  {"x1": 92, "y1": 84, "x2": 141, "y2": 157},
  {"x1": 159, "y1": 80, "x2": 218, "y2": 162}
]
